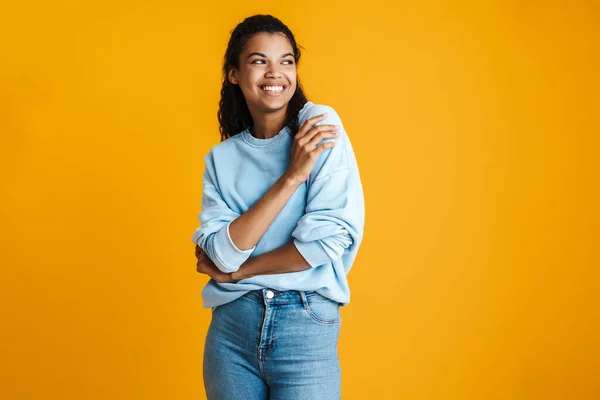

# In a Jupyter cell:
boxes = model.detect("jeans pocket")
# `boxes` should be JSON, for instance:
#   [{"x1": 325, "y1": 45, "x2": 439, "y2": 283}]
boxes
[{"x1": 302, "y1": 292, "x2": 341, "y2": 325}]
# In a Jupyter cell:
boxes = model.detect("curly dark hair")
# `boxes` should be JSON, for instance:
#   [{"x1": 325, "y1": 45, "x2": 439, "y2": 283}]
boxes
[{"x1": 218, "y1": 14, "x2": 309, "y2": 142}]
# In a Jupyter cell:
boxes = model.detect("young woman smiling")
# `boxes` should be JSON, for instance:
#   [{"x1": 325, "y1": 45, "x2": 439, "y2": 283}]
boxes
[{"x1": 191, "y1": 14, "x2": 365, "y2": 400}]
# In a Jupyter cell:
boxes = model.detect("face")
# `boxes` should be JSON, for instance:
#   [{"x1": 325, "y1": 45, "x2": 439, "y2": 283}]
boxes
[{"x1": 228, "y1": 32, "x2": 297, "y2": 114}]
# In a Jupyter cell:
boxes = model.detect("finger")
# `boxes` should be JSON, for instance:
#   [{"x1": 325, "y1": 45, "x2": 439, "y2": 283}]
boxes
[
  {"x1": 306, "y1": 131, "x2": 340, "y2": 149},
  {"x1": 297, "y1": 125, "x2": 340, "y2": 147},
  {"x1": 311, "y1": 141, "x2": 336, "y2": 155},
  {"x1": 296, "y1": 113, "x2": 329, "y2": 139},
  {"x1": 197, "y1": 261, "x2": 208, "y2": 274}
]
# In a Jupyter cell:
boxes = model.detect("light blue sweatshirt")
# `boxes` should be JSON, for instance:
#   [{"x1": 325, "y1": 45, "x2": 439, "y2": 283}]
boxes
[{"x1": 191, "y1": 101, "x2": 365, "y2": 310}]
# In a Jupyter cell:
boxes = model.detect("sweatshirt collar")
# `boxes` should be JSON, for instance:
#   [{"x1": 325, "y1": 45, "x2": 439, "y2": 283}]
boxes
[{"x1": 241, "y1": 125, "x2": 291, "y2": 148}]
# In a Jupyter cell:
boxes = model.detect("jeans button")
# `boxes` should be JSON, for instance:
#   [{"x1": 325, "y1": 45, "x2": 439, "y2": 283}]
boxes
[{"x1": 266, "y1": 290, "x2": 274, "y2": 299}]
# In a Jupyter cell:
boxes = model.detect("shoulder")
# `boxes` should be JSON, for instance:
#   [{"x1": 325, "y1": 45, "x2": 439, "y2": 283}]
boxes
[
  {"x1": 203, "y1": 130, "x2": 245, "y2": 165},
  {"x1": 298, "y1": 101, "x2": 345, "y2": 128}
]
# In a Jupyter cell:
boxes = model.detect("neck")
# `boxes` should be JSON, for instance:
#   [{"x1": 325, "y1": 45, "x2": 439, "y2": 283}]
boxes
[{"x1": 248, "y1": 104, "x2": 288, "y2": 139}]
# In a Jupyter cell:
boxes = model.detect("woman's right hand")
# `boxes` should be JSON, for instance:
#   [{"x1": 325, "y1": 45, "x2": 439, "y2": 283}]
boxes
[{"x1": 285, "y1": 113, "x2": 340, "y2": 185}]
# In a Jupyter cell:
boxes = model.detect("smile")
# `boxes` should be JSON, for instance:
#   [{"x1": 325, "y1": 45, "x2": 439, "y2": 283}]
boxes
[{"x1": 259, "y1": 85, "x2": 287, "y2": 96}]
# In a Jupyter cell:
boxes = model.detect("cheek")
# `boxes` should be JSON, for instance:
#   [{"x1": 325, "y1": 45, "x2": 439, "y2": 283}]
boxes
[
  {"x1": 290, "y1": 80, "x2": 298, "y2": 94},
  {"x1": 286, "y1": 74, "x2": 297, "y2": 89},
  {"x1": 237, "y1": 70, "x2": 257, "y2": 88},
  {"x1": 240, "y1": 77, "x2": 259, "y2": 96}
]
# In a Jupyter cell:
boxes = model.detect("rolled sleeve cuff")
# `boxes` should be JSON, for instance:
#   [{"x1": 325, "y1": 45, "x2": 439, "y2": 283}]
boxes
[
  {"x1": 293, "y1": 239, "x2": 327, "y2": 268},
  {"x1": 212, "y1": 221, "x2": 255, "y2": 273}
]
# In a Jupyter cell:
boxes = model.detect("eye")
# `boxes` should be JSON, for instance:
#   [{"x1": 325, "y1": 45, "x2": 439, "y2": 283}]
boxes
[
  {"x1": 282, "y1": 60, "x2": 294, "y2": 65},
  {"x1": 251, "y1": 59, "x2": 266, "y2": 64}
]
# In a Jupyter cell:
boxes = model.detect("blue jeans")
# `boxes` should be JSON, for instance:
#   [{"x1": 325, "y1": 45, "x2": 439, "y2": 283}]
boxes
[{"x1": 203, "y1": 288, "x2": 342, "y2": 399}]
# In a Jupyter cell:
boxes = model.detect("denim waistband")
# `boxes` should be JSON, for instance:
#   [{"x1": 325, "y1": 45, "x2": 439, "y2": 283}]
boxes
[{"x1": 244, "y1": 288, "x2": 334, "y2": 306}]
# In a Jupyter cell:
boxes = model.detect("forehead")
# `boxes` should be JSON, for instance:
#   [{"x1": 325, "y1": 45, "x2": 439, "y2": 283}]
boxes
[{"x1": 242, "y1": 32, "x2": 293, "y2": 56}]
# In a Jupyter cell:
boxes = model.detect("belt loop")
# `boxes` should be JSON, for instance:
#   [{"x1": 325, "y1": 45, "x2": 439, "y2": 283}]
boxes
[{"x1": 299, "y1": 291, "x2": 308, "y2": 307}]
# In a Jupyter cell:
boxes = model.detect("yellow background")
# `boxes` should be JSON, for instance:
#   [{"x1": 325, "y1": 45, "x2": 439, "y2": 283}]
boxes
[{"x1": 1, "y1": 1, "x2": 598, "y2": 399}]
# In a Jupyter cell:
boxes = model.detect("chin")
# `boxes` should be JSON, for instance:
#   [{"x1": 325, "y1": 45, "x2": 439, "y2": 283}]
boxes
[{"x1": 258, "y1": 98, "x2": 291, "y2": 112}]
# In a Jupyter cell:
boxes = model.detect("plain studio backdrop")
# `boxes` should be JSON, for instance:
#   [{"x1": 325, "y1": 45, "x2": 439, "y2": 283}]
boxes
[{"x1": 0, "y1": 1, "x2": 598, "y2": 399}]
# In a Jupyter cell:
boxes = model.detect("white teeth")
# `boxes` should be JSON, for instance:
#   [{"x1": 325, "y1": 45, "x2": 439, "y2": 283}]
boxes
[{"x1": 261, "y1": 86, "x2": 284, "y2": 92}]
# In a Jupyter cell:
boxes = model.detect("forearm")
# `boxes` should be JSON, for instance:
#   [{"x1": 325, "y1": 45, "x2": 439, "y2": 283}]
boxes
[
  {"x1": 230, "y1": 241, "x2": 311, "y2": 281},
  {"x1": 228, "y1": 172, "x2": 301, "y2": 250}
]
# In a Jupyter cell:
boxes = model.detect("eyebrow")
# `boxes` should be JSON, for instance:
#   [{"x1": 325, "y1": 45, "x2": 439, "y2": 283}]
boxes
[{"x1": 247, "y1": 52, "x2": 294, "y2": 59}]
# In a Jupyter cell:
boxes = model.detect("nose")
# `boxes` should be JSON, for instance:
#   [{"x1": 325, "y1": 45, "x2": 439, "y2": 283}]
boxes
[{"x1": 265, "y1": 62, "x2": 283, "y2": 78}]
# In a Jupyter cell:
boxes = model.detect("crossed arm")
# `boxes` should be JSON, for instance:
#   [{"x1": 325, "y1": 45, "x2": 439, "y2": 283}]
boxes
[
  {"x1": 195, "y1": 172, "x2": 313, "y2": 283},
  {"x1": 192, "y1": 107, "x2": 364, "y2": 283}
]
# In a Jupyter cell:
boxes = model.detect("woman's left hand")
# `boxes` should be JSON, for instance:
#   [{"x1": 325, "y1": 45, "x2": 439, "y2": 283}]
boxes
[{"x1": 195, "y1": 245, "x2": 235, "y2": 283}]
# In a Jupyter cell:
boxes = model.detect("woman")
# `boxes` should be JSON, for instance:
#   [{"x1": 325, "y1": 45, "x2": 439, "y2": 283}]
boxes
[{"x1": 191, "y1": 14, "x2": 365, "y2": 400}]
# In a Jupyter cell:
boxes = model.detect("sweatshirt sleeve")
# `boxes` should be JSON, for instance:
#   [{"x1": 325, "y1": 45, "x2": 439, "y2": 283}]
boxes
[
  {"x1": 191, "y1": 154, "x2": 255, "y2": 273},
  {"x1": 291, "y1": 104, "x2": 365, "y2": 268}
]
